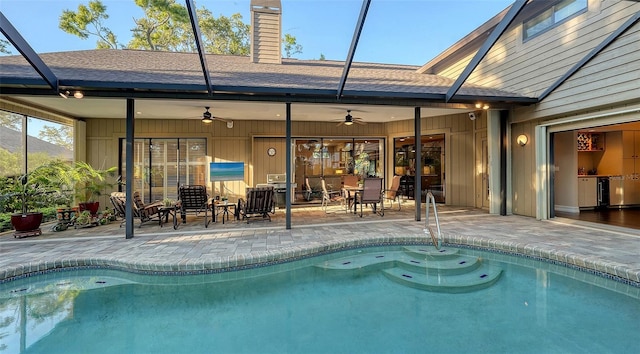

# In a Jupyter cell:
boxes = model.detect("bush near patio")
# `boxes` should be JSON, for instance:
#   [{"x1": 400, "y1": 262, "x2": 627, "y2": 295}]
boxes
[{"x1": 0, "y1": 160, "x2": 76, "y2": 233}]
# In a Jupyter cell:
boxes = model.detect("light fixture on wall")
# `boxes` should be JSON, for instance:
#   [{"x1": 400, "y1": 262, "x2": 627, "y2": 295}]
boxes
[
  {"x1": 59, "y1": 90, "x2": 70, "y2": 99},
  {"x1": 73, "y1": 91, "x2": 84, "y2": 99},
  {"x1": 475, "y1": 102, "x2": 490, "y2": 110},
  {"x1": 516, "y1": 134, "x2": 528, "y2": 146}
]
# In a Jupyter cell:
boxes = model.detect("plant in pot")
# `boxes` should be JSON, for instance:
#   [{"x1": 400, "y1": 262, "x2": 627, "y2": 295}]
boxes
[
  {"x1": 0, "y1": 160, "x2": 75, "y2": 234},
  {"x1": 71, "y1": 162, "x2": 118, "y2": 217}
]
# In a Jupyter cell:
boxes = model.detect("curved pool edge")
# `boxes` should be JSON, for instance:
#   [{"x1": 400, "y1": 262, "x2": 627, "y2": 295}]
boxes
[{"x1": 1, "y1": 232, "x2": 639, "y2": 288}]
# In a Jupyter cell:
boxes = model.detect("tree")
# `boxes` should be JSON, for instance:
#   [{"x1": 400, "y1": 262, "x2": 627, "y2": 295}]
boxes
[
  {"x1": 59, "y1": 0, "x2": 302, "y2": 57},
  {"x1": 0, "y1": 39, "x2": 11, "y2": 54},
  {"x1": 59, "y1": 0, "x2": 121, "y2": 49},
  {"x1": 38, "y1": 126, "x2": 74, "y2": 151},
  {"x1": 199, "y1": 11, "x2": 250, "y2": 55},
  {"x1": 0, "y1": 111, "x2": 22, "y2": 130},
  {"x1": 283, "y1": 33, "x2": 302, "y2": 58},
  {"x1": 128, "y1": 0, "x2": 191, "y2": 51},
  {"x1": 319, "y1": 53, "x2": 326, "y2": 61}
]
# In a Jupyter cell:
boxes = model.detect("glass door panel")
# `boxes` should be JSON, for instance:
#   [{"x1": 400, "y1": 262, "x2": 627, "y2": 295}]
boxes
[{"x1": 121, "y1": 138, "x2": 206, "y2": 204}]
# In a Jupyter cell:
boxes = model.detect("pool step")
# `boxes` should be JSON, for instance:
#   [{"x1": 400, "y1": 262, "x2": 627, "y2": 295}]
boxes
[
  {"x1": 316, "y1": 247, "x2": 502, "y2": 292},
  {"x1": 382, "y1": 265, "x2": 502, "y2": 293}
]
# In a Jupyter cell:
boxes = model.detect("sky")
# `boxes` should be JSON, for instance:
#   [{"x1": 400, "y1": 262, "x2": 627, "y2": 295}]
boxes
[{"x1": 1, "y1": 0, "x2": 514, "y2": 65}]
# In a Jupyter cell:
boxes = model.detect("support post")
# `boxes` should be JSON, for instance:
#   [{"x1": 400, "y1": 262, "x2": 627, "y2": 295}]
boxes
[
  {"x1": 125, "y1": 99, "x2": 135, "y2": 239},
  {"x1": 414, "y1": 107, "x2": 422, "y2": 221},
  {"x1": 286, "y1": 102, "x2": 292, "y2": 230}
]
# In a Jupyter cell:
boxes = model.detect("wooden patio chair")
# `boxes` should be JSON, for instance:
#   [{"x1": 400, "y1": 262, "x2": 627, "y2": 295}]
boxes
[
  {"x1": 238, "y1": 186, "x2": 275, "y2": 222},
  {"x1": 354, "y1": 177, "x2": 384, "y2": 217},
  {"x1": 384, "y1": 175, "x2": 402, "y2": 210},
  {"x1": 178, "y1": 185, "x2": 211, "y2": 227},
  {"x1": 109, "y1": 191, "x2": 163, "y2": 227}
]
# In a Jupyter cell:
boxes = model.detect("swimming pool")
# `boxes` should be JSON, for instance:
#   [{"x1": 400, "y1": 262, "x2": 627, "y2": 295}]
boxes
[{"x1": 1, "y1": 245, "x2": 638, "y2": 353}]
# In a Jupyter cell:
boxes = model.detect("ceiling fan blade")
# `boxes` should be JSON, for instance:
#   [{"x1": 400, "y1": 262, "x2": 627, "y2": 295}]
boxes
[
  {"x1": 336, "y1": 121, "x2": 345, "y2": 127},
  {"x1": 353, "y1": 120, "x2": 367, "y2": 125},
  {"x1": 212, "y1": 116, "x2": 231, "y2": 123}
]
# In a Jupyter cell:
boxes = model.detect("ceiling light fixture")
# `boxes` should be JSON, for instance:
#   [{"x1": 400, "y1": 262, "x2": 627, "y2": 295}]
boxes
[
  {"x1": 201, "y1": 106, "x2": 213, "y2": 123},
  {"x1": 73, "y1": 91, "x2": 84, "y2": 99}
]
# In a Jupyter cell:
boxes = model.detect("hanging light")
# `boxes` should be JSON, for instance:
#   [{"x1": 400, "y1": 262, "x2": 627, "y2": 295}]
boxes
[{"x1": 201, "y1": 116, "x2": 213, "y2": 124}]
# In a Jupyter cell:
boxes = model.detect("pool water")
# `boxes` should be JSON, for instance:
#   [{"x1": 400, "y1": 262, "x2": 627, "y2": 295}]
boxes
[{"x1": 1, "y1": 246, "x2": 639, "y2": 353}]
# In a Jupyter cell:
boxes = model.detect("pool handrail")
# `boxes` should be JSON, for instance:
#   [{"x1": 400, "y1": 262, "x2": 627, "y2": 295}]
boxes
[{"x1": 424, "y1": 192, "x2": 442, "y2": 249}]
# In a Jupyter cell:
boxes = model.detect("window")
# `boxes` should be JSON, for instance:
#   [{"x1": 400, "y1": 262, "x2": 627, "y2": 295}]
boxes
[
  {"x1": 523, "y1": 0, "x2": 587, "y2": 41},
  {"x1": 0, "y1": 110, "x2": 74, "y2": 178}
]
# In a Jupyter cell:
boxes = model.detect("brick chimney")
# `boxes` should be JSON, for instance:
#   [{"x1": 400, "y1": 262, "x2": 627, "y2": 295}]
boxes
[{"x1": 250, "y1": 0, "x2": 282, "y2": 64}]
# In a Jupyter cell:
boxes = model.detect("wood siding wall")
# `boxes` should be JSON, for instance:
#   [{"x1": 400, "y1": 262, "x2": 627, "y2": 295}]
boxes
[
  {"x1": 85, "y1": 118, "x2": 386, "y2": 202},
  {"x1": 435, "y1": 0, "x2": 640, "y2": 119},
  {"x1": 511, "y1": 119, "x2": 539, "y2": 217},
  {"x1": 82, "y1": 111, "x2": 482, "y2": 209}
]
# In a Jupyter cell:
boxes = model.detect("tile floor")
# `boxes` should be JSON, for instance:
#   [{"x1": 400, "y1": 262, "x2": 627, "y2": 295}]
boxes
[{"x1": 1, "y1": 201, "x2": 639, "y2": 286}]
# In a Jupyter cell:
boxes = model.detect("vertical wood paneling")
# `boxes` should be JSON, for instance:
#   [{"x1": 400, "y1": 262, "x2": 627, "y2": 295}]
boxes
[{"x1": 84, "y1": 112, "x2": 481, "y2": 208}]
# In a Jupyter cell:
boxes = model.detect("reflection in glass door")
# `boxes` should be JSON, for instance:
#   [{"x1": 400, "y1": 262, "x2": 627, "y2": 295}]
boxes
[{"x1": 120, "y1": 138, "x2": 207, "y2": 203}]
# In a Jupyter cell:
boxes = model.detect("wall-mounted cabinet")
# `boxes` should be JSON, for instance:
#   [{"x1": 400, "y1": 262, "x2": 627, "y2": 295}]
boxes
[{"x1": 577, "y1": 132, "x2": 604, "y2": 151}]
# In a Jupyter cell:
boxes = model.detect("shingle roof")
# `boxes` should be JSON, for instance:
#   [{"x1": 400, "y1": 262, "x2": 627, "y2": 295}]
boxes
[{"x1": 0, "y1": 49, "x2": 533, "y2": 103}]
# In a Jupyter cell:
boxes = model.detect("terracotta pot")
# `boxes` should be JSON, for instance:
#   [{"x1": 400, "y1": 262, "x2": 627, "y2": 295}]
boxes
[
  {"x1": 11, "y1": 212, "x2": 43, "y2": 232},
  {"x1": 79, "y1": 202, "x2": 100, "y2": 216}
]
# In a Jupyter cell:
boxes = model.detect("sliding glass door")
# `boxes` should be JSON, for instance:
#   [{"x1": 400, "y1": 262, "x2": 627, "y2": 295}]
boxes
[{"x1": 120, "y1": 138, "x2": 207, "y2": 203}]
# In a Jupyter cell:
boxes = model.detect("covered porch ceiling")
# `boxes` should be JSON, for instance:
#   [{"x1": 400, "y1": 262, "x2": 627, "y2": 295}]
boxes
[{"x1": 4, "y1": 95, "x2": 467, "y2": 123}]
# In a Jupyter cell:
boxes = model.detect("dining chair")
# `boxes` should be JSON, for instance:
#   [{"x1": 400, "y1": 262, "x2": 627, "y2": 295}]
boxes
[
  {"x1": 384, "y1": 175, "x2": 402, "y2": 210},
  {"x1": 354, "y1": 177, "x2": 384, "y2": 217}
]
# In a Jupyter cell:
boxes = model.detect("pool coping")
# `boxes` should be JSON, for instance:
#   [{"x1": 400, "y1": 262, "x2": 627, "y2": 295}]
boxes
[{"x1": 2, "y1": 231, "x2": 639, "y2": 288}]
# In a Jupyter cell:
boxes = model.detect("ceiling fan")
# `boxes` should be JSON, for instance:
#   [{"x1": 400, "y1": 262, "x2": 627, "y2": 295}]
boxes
[
  {"x1": 335, "y1": 110, "x2": 366, "y2": 127},
  {"x1": 198, "y1": 107, "x2": 233, "y2": 128}
]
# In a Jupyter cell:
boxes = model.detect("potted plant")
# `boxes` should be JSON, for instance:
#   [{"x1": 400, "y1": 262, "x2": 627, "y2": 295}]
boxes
[
  {"x1": 0, "y1": 160, "x2": 75, "y2": 233},
  {"x1": 71, "y1": 161, "x2": 117, "y2": 217}
]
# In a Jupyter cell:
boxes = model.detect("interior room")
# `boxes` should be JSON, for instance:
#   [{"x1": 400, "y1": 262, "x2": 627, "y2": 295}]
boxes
[{"x1": 553, "y1": 120, "x2": 640, "y2": 229}]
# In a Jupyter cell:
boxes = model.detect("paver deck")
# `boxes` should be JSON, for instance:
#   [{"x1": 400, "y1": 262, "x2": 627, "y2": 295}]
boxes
[{"x1": 1, "y1": 202, "x2": 639, "y2": 285}]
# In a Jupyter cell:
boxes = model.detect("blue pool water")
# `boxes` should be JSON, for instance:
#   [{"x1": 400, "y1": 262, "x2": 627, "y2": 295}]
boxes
[{"x1": 1, "y1": 245, "x2": 639, "y2": 354}]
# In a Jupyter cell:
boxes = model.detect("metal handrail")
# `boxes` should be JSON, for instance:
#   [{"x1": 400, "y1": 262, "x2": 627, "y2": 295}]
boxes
[{"x1": 424, "y1": 192, "x2": 442, "y2": 250}]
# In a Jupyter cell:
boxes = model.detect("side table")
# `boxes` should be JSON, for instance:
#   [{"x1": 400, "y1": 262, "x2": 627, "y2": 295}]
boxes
[
  {"x1": 215, "y1": 203, "x2": 236, "y2": 224},
  {"x1": 159, "y1": 204, "x2": 179, "y2": 229}
]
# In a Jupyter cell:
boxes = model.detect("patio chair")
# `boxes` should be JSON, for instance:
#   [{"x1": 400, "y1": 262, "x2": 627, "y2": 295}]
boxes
[
  {"x1": 321, "y1": 177, "x2": 345, "y2": 212},
  {"x1": 342, "y1": 175, "x2": 359, "y2": 188},
  {"x1": 109, "y1": 191, "x2": 164, "y2": 227},
  {"x1": 304, "y1": 177, "x2": 313, "y2": 201},
  {"x1": 178, "y1": 185, "x2": 211, "y2": 227},
  {"x1": 238, "y1": 186, "x2": 275, "y2": 222},
  {"x1": 354, "y1": 177, "x2": 384, "y2": 217},
  {"x1": 384, "y1": 175, "x2": 402, "y2": 210}
]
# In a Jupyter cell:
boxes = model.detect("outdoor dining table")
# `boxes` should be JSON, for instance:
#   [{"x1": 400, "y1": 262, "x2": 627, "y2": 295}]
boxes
[{"x1": 342, "y1": 186, "x2": 363, "y2": 214}]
